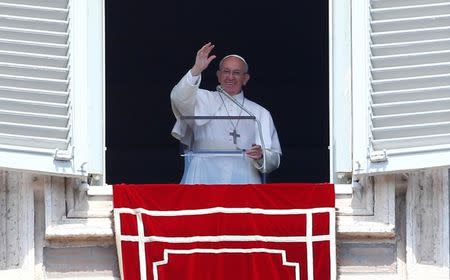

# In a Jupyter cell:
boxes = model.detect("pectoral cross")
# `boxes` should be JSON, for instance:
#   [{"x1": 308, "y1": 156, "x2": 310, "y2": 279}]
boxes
[{"x1": 229, "y1": 129, "x2": 240, "y2": 144}]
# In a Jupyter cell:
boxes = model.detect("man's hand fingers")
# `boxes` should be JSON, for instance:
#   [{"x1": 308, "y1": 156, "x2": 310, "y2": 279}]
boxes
[
  {"x1": 207, "y1": 55, "x2": 216, "y2": 64},
  {"x1": 192, "y1": 43, "x2": 216, "y2": 76},
  {"x1": 197, "y1": 42, "x2": 214, "y2": 57},
  {"x1": 246, "y1": 145, "x2": 263, "y2": 159}
]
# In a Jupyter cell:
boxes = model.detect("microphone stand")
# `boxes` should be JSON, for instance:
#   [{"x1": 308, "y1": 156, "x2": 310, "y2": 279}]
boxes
[{"x1": 216, "y1": 86, "x2": 267, "y2": 183}]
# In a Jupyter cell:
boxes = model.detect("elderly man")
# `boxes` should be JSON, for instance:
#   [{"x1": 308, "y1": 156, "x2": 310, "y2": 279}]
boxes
[{"x1": 171, "y1": 42, "x2": 281, "y2": 184}]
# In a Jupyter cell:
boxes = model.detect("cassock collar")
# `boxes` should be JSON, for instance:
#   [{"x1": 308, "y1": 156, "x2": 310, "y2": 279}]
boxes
[
  {"x1": 234, "y1": 91, "x2": 244, "y2": 101},
  {"x1": 220, "y1": 90, "x2": 245, "y2": 102}
]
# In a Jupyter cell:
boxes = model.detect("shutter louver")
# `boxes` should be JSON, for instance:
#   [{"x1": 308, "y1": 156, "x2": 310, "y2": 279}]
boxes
[
  {"x1": 0, "y1": 0, "x2": 70, "y2": 152},
  {"x1": 369, "y1": 0, "x2": 450, "y2": 154}
]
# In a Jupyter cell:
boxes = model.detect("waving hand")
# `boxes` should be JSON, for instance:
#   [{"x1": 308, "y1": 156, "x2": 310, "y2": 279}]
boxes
[{"x1": 191, "y1": 42, "x2": 216, "y2": 76}]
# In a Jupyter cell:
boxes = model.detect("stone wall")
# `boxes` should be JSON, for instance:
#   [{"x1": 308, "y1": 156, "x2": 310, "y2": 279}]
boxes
[
  {"x1": 336, "y1": 169, "x2": 449, "y2": 279},
  {"x1": 0, "y1": 169, "x2": 448, "y2": 279},
  {"x1": 0, "y1": 171, "x2": 118, "y2": 279}
]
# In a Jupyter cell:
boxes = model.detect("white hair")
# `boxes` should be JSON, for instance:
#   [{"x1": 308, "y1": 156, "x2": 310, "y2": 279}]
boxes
[{"x1": 219, "y1": 54, "x2": 248, "y2": 73}]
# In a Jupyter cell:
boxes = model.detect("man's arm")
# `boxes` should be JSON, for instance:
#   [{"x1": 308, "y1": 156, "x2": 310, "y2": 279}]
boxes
[
  {"x1": 246, "y1": 109, "x2": 282, "y2": 174},
  {"x1": 170, "y1": 42, "x2": 216, "y2": 115},
  {"x1": 246, "y1": 145, "x2": 281, "y2": 174}
]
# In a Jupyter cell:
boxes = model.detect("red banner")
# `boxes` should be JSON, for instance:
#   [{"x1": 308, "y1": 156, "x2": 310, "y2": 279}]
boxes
[{"x1": 113, "y1": 183, "x2": 335, "y2": 280}]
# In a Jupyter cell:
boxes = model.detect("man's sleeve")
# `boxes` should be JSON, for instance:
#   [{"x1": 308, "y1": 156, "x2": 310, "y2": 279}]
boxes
[
  {"x1": 252, "y1": 110, "x2": 282, "y2": 173},
  {"x1": 252, "y1": 150, "x2": 281, "y2": 173},
  {"x1": 170, "y1": 70, "x2": 202, "y2": 117}
]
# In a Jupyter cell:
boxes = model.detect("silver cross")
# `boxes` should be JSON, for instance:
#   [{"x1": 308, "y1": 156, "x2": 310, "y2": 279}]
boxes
[{"x1": 229, "y1": 129, "x2": 240, "y2": 144}]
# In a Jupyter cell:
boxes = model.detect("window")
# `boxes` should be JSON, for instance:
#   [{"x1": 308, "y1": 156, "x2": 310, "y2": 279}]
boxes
[
  {"x1": 331, "y1": 0, "x2": 450, "y2": 178},
  {"x1": 0, "y1": 0, "x2": 103, "y2": 177}
]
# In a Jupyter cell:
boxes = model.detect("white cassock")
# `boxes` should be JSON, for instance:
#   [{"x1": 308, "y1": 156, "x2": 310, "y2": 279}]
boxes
[{"x1": 171, "y1": 71, "x2": 282, "y2": 184}]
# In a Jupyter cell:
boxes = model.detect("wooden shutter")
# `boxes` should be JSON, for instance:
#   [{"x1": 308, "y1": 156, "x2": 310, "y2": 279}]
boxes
[
  {"x1": 0, "y1": 0, "x2": 104, "y2": 177},
  {"x1": 0, "y1": 0, "x2": 70, "y2": 151},
  {"x1": 352, "y1": 0, "x2": 450, "y2": 174}
]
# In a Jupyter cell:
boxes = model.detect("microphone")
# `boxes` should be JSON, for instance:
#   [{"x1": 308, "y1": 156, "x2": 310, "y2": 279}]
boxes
[
  {"x1": 216, "y1": 85, "x2": 268, "y2": 176},
  {"x1": 216, "y1": 85, "x2": 255, "y2": 118}
]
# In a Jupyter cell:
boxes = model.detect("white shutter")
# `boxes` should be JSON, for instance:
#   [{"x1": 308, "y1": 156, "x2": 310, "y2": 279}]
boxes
[
  {"x1": 329, "y1": 0, "x2": 353, "y2": 183},
  {"x1": 0, "y1": 0, "x2": 104, "y2": 177},
  {"x1": 352, "y1": 0, "x2": 450, "y2": 174}
]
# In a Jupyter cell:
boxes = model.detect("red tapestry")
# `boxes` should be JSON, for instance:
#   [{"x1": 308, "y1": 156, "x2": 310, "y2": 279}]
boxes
[{"x1": 113, "y1": 183, "x2": 335, "y2": 280}]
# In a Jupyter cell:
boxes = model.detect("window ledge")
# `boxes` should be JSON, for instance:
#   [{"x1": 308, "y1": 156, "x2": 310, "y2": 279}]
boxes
[
  {"x1": 335, "y1": 183, "x2": 353, "y2": 195},
  {"x1": 45, "y1": 217, "x2": 114, "y2": 242},
  {"x1": 88, "y1": 185, "x2": 113, "y2": 196},
  {"x1": 337, "y1": 220, "x2": 395, "y2": 239}
]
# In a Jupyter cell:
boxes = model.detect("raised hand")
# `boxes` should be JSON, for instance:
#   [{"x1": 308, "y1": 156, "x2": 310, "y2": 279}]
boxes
[{"x1": 191, "y1": 42, "x2": 216, "y2": 76}]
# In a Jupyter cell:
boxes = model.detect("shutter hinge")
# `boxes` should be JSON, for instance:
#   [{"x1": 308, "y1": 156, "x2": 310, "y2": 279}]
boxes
[
  {"x1": 369, "y1": 150, "x2": 387, "y2": 163},
  {"x1": 54, "y1": 147, "x2": 74, "y2": 161}
]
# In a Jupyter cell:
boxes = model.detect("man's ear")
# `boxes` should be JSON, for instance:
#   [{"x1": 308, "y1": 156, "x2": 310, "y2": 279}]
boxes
[
  {"x1": 243, "y1": 73, "x2": 250, "y2": 85},
  {"x1": 216, "y1": 70, "x2": 220, "y2": 79}
]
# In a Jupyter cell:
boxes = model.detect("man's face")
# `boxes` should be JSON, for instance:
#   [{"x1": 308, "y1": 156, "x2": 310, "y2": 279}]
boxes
[{"x1": 217, "y1": 57, "x2": 250, "y2": 96}]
